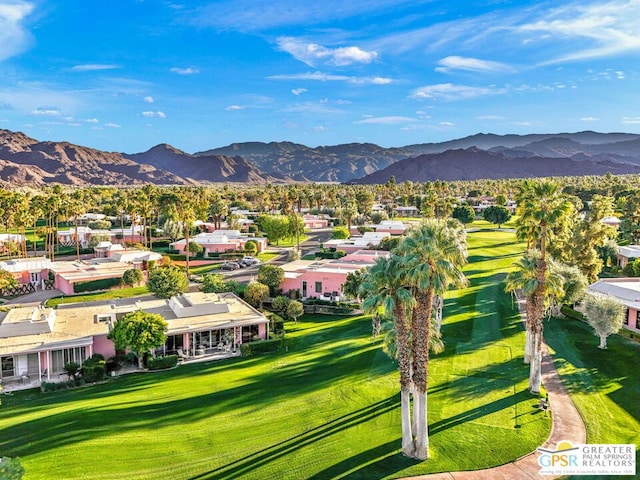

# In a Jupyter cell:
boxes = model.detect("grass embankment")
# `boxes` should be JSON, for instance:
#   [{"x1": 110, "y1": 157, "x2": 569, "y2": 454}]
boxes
[
  {"x1": 545, "y1": 317, "x2": 640, "y2": 479},
  {"x1": 45, "y1": 286, "x2": 149, "y2": 307},
  {"x1": 0, "y1": 230, "x2": 549, "y2": 479}
]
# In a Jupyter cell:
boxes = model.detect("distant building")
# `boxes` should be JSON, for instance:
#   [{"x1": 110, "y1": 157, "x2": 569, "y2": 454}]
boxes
[
  {"x1": 587, "y1": 278, "x2": 640, "y2": 333},
  {"x1": 322, "y1": 232, "x2": 390, "y2": 253},
  {"x1": 394, "y1": 206, "x2": 419, "y2": 217},
  {"x1": 170, "y1": 231, "x2": 268, "y2": 255},
  {"x1": 617, "y1": 245, "x2": 640, "y2": 269}
]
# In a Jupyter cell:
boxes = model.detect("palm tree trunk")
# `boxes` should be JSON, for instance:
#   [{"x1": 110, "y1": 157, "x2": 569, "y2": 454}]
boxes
[
  {"x1": 433, "y1": 295, "x2": 443, "y2": 333},
  {"x1": 394, "y1": 304, "x2": 415, "y2": 457},
  {"x1": 529, "y1": 325, "x2": 542, "y2": 393},
  {"x1": 413, "y1": 289, "x2": 433, "y2": 460},
  {"x1": 599, "y1": 334, "x2": 607, "y2": 349}
]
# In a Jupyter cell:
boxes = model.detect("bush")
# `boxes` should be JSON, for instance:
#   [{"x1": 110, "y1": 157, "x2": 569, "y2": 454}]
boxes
[
  {"x1": 560, "y1": 305, "x2": 586, "y2": 322},
  {"x1": 81, "y1": 354, "x2": 106, "y2": 382},
  {"x1": 105, "y1": 356, "x2": 123, "y2": 375},
  {"x1": 147, "y1": 355, "x2": 178, "y2": 370},
  {"x1": 265, "y1": 311, "x2": 285, "y2": 334},
  {"x1": 240, "y1": 337, "x2": 283, "y2": 356},
  {"x1": 73, "y1": 277, "x2": 122, "y2": 293},
  {"x1": 40, "y1": 378, "x2": 85, "y2": 392}
]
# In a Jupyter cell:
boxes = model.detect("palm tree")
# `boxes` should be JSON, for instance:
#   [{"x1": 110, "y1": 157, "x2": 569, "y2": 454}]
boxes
[
  {"x1": 505, "y1": 250, "x2": 564, "y2": 393},
  {"x1": 397, "y1": 218, "x2": 468, "y2": 460},
  {"x1": 513, "y1": 181, "x2": 573, "y2": 394},
  {"x1": 361, "y1": 255, "x2": 415, "y2": 457}
]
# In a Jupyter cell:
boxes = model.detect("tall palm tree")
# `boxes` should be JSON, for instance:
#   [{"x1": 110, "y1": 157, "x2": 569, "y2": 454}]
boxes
[
  {"x1": 514, "y1": 181, "x2": 573, "y2": 394},
  {"x1": 397, "y1": 219, "x2": 468, "y2": 460},
  {"x1": 361, "y1": 255, "x2": 416, "y2": 457},
  {"x1": 505, "y1": 250, "x2": 564, "y2": 392}
]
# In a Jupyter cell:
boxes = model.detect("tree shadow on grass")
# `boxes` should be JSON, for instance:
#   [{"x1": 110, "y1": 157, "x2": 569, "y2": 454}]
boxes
[{"x1": 187, "y1": 396, "x2": 400, "y2": 480}]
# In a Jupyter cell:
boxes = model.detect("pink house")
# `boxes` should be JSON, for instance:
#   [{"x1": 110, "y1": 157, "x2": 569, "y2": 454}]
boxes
[
  {"x1": 171, "y1": 231, "x2": 268, "y2": 255},
  {"x1": 322, "y1": 232, "x2": 390, "y2": 254},
  {"x1": 587, "y1": 278, "x2": 640, "y2": 333},
  {"x1": 48, "y1": 260, "x2": 134, "y2": 294},
  {"x1": 303, "y1": 215, "x2": 329, "y2": 229},
  {"x1": 0, "y1": 292, "x2": 268, "y2": 388},
  {"x1": 0, "y1": 257, "x2": 53, "y2": 289},
  {"x1": 617, "y1": 245, "x2": 640, "y2": 269},
  {"x1": 280, "y1": 250, "x2": 389, "y2": 300},
  {"x1": 375, "y1": 220, "x2": 407, "y2": 235}
]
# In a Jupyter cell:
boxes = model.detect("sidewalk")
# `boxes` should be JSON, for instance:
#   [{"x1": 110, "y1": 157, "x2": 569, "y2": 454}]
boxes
[{"x1": 403, "y1": 295, "x2": 586, "y2": 480}]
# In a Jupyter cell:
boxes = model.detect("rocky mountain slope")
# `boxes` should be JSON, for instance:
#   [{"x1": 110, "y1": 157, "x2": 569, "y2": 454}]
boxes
[
  {"x1": 352, "y1": 147, "x2": 640, "y2": 184},
  {"x1": 0, "y1": 130, "x2": 278, "y2": 186}
]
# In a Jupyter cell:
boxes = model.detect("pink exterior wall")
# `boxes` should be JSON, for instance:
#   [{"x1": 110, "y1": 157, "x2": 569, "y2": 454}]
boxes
[
  {"x1": 282, "y1": 269, "x2": 352, "y2": 297},
  {"x1": 93, "y1": 334, "x2": 116, "y2": 358},
  {"x1": 618, "y1": 254, "x2": 630, "y2": 269},
  {"x1": 55, "y1": 275, "x2": 75, "y2": 295},
  {"x1": 258, "y1": 323, "x2": 267, "y2": 340},
  {"x1": 624, "y1": 308, "x2": 639, "y2": 332}
]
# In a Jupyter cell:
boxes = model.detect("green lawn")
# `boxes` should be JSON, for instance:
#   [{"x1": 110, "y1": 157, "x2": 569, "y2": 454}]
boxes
[
  {"x1": 0, "y1": 230, "x2": 550, "y2": 479},
  {"x1": 545, "y1": 317, "x2": 640, "y2": 479},
  {"x1": 44, "y1": 286, "x2": 149, "y2": 307}
]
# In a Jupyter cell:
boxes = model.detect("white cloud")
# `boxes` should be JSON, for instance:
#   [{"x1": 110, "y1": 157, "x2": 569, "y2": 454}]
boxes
[
  {"x1": 314, "y1": 125, "x2": 326, "y2": 131},
  {"x1": 104, "y1": 122, "x2": 120, "y2": 128},
  {"x1": 439, "y1": 121, "x2": 455, "y2": 126},
  {"x1": 226, "y1": 104, "x2": 245, "y2": 111},
  {"x1": 170, "y1": 67, "x2": 200, "y2": 75},
  {"x1": 354, "y1": 116, "x2": 415, "y2": 125},
  {"x1": 291, "y1": 88, "x2": 307, "y2": 95},
  {"x1": 141, "y1": 111, "x2": 166, "y2": 118},
  {"x1": 269, "y1": 71, "x2": 393, "y2": 85},
  {"x1": 283, "y1": 101, "x2": 345, "y2": 114},
  {"x1": 580, "y1": 116, "x2": 598, "y2": 122},
  {"x1": 518, "y1": 1, "x2": 640, "y2": 64},
  {"x1": 84, "y1": 118, "x2": 99, "y2": 123},
  {"x1": 513, "y1": 121, "x2": 532, "y2": 126},
  {"x1": 476, "y1": 115, "x2": 504, "y2": 120},
  {"x1": 30, "y1": 106, "x2": 62, "y2": 117},
  {"x1": 277, "y1": 37, "x2": 377, "y2": 67},
  {"x1": 371, "y1": 77, "x2": 392, "y2": 85},
  {"x1": 622, "y1": 116, "x2": 640, "y2": 125},
  {"x1": 410, "y1": 83, "x2": 503, "y2": 101},
  {"x1": 71, "y1": 64, "x2": 120, "y2": 71},
  {"x1": 143, "y1": 96, "x2": 154, "y2": 103},
  {"x1": 0, "y1": 1, "x2": 34, "y2": 62},
  {"x1": 435, "y1": 56, "x2": 515, "y2": 74}
]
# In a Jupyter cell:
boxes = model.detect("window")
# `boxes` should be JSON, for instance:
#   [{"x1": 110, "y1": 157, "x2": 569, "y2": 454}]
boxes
[
  {"x1": 315, "y1": 281, "x2": 322, "y2": 293},
  {"x1": 1, "y1": 356, "x2": 14, "y2": 378},
  {"x1": 624, "y1": 308, "x2": 629, "y2": 325},
  {"x1": 51, "y1": 347, "x2": 87, "y2": 372},
  {"x1": 95, "y1": 314, "x2": 112, "y2": 323},
  {"x1": 636, "y1": 316, "x2": 640, "y2": 330}
]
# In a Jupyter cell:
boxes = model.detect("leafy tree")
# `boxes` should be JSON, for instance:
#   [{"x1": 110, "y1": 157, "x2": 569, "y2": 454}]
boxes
[
  {"x1": 494, "y1": 193, "x2": 507, "y2": 206},
  {"x1": 286, "y1": 299, "x2": 304, "y2": 323},
  {"x1": 0, "y1": 457, "x2": 25, "y2": 480},
  {"x1": 244, "y1": 281, "x2": 269, "y2": 309},
  {"x1": 623, "y1": 258, "x2": 640, "y2": 277},
  {"x1": 108, "y1": 310, "x2": 168, "y2": 368},
  {"x1": 122, "y1": 269, "x2": 144, "y2": 288},
  {"x1": 0, "y1": 268, "x2": 17, "y2": 291},
  {"x1": 88, "y1": 219, "x2": 112, "y2": 230},
  {"x1": 483, "y1": 205, "x2": 512, "y2": 228},
  {"x1": 343, "y1": 269, "x2": 366, "y2": 301},
  {"x1": 88, "y1": 233, "x2": 111, "y2": 248},
  {"x1": 451, "y1": 204, "x2": 475, "y2": 224},
  {"x1": 331, "y1": 226, "x2": 350, "y2": 239},
  {"x1": 186, "y1": 241, "x2": 204, "y2": 257},
  {"x1": 379, "y1": 236, "x2": 401, "y2": 251},
  {"x1": 162, "y1": 219, "x2": 184, "y2": 243},
  {"x1": 256, "y1": 214, "x2": 289, "y2": 245},
  {"x1": 583, "y1": 294, "x2": 625, "y2": 349},
  {"x1": 271, "y1": 295, "x2": 290, "y2": 314},
  {"x1": 555, "y1": 263, "x2": 588, "y2": 307},
  {"x1": 244, "y1": 240, "x2": 258, "y2": 255},
  {"x1": 200, "y1": 273, "x2": 230, "y2": 293},
  {"x1": 147, "y1": 266, "x2": 189, "y2": 299},
  {"x1": 257, "y1": 264, "x2": 284, "y2": 296}
]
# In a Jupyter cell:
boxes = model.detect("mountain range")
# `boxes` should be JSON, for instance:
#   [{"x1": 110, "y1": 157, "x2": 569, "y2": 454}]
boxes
[{"x1": 1, "y1": 128, "x2": 640, "y2": 186}]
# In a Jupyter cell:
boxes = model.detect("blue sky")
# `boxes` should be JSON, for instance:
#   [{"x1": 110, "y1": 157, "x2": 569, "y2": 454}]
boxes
[{"x1": 1, "y1": 0, "x2": 639, "y2": 153}]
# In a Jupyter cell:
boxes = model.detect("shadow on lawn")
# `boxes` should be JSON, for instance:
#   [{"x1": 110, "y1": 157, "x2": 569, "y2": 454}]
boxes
[
  {"x1": 188, "y1": 396, "x2": 401, "y2": 480},
  {"x1": 0, "y1": 316, "x2": 395, "y2": 459}
]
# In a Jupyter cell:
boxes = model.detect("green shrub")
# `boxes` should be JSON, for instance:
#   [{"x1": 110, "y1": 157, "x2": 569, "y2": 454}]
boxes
[
  {"x1": 105, "y1": 356, "x2": 122, "y2": 375},
  {"x1": 73, "y1": 277, "x2": 122, "y2": 293},
  {"x1": 147, "y1": 355, "x2": 178, "y2": 370},
  {"x1": 265, "y1": 311, "x2": 285, "y2": 334},
  {"x1": 560, "y1": 305, "x2": 586, "y2": 322},
  {"x1": 40, "y1": 378, "x2": 85, "y2": 392},
  {"x1": 240, "y1": 337, "x2": 282, "y2": 356},
  {"x1": 81, "y1": 354, "x2": 106, "y2": 382}
]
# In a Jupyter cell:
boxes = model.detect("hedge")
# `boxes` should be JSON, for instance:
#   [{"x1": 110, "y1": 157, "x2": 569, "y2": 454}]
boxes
[
  {"x1": 41, "y1": 378, "x2": 85, "y2": 392},
  {"x1": 147, "y1": 355, "x2": 178, "y2": 370},
  {"x1": 560, "y1": 305, "x2": 586, "y2": 322},
  {"x1": 73, "y1": 277, "x2": 121, "y2": 293},
  {"x1": 82, "y1": 354, "x2": 106, "y2": 382},
  {"x1": 240, "y1": 337, "x2": 283, "y2": 356}
]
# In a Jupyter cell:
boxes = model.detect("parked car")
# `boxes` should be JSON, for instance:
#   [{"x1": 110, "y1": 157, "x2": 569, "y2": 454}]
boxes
[
  {"x1": 241, "y1": 256, "x2": 260, "y2": 266},
  {"x1": 220, "y1": 261, "x2": 241, "y2": 271}
]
